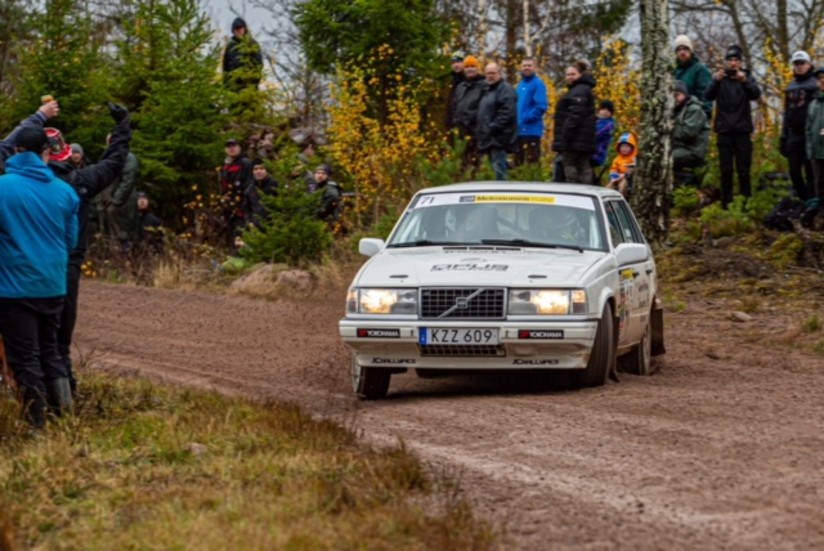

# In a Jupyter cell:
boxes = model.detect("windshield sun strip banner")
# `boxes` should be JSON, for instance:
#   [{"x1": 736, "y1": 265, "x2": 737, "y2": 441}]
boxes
[{"x1": 410, "y1": 192, "x2": 596, "y2": 211}]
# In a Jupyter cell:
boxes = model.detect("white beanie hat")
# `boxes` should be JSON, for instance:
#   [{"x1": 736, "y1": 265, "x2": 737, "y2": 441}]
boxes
[{"x1": 674, "y1": 35, "x2": 693, "y2": 52}]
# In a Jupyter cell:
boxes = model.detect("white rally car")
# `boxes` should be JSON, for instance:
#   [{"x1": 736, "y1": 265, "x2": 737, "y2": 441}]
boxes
[{"x1": 339, "y1": 182, "x2": 665, "y2": 399}]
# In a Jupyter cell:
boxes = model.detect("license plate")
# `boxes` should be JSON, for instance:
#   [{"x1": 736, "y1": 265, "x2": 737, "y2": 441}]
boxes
[{"x1": 420, "y1": 328, "x2": 499, "y2": 345}]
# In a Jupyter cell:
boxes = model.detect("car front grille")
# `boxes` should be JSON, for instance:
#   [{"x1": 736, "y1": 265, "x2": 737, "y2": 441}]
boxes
[
  {"x1": 419, "y1": 344, "x2": 506, "y2": 357},
  {"x1": 420, "y1": 288, "x2": 505, "y2": 319}
]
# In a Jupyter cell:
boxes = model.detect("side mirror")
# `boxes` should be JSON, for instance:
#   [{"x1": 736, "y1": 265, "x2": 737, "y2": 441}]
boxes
[
  {"x1": 615, "y1": 243, "x2": 648, "y2": 266},
  {"x1": 359, "y1": 238, "x2": 385, "y2": 257}
]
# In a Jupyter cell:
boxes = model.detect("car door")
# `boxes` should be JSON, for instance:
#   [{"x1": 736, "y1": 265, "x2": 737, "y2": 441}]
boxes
[
  {"x1": 611, "y1": 199, "x2": 653, "y2": 345},
  {"x1": 603, "y1": 200, "x2": 636, "y2": 346}
]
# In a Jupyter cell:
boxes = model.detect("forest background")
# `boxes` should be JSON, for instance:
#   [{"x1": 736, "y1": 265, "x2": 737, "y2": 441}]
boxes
[{"x1": 0, "y1": 0, "x2": 819, "y2": 264}]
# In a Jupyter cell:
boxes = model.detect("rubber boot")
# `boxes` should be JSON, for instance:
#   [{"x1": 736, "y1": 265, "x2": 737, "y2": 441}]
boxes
[
  {"x1": 22, "y1": 388, "x2": 47, "y2": 428},
  {"x1": 45, "y1": 377, "x2": 73, "y2": 417}
]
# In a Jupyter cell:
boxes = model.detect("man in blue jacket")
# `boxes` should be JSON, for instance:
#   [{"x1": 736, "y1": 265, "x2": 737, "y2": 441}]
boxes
[
  {"x1": 515, "y1": 57, "x2": 549, "y2": 166},
  {"x1": 0, "y1": 128, "x2": 79, "y2": 427}
]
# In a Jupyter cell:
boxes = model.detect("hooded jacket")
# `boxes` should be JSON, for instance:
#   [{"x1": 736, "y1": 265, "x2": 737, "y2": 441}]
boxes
[
  {"x1": 552, "y1": 73, "x2": 597, "y2": 154},
  {"x1": 674, "y1": 55, "x2": 713, "y2": 118},
  {"x1": 783, "y1": 68, "x2": 818, "y2": 138},
  {"x1": 704, "y1": 69, "x2": 762, "y2": 134},
  {"x1": 673, "y1": 95, "x2": 710, "y2": 167},
  {"x1": 475, "y1": 79, "x2": 518, "y2": 152},
  {"x1": 0, "y1": 152, "x2": 79, "y2": 299},
  {"x1": 609, "y1": 132, "x2": 638, "y2": 179},
  {"x1": 223, "y1": 18, "x2": 263, "y2": 88},
  {"x1": 516, "y1": 73, "x2": 549, "y2": 138}
]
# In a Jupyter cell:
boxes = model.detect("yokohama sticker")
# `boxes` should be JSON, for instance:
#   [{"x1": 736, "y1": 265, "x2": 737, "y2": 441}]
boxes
[
  {"x1": 357, "y1": 328, "x2": 401, "y2": 338},
  {"x1": 518, "y1": 329, "x2": 564, "y2": 340}
]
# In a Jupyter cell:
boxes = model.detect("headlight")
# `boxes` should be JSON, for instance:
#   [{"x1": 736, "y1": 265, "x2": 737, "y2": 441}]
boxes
[
  {"x1": 347, "y1": 288, "x2": 418, "y2": 315},
  {"x1": 508, "y1": 289, "x2": 587, "y2": 315}
]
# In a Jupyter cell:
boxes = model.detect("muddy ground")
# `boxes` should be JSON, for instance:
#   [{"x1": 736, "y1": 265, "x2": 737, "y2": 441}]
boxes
[{"x1": 75, "y1": 268, "x2": 824, "y2": 550}]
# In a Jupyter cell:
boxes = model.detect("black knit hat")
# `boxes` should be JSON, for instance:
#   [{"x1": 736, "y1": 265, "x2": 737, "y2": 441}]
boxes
[
  {"x1": 315, "y1": 163, "x2": 333, "y2": 177},
  {"x1": 232, "y1": 17, "x2": 247, "y2": 31},
  {"x1": 724, "y1": 45, "x2": 744, "y2": 60},
  {"x1": 674, "y1": 80, "x2": 689, "y2": 95},
  {"x1": 598, "y1": 100, "x2": 615, "y2": 114},
  {"x1": 16, "y1": 127, "x2": 49, "y2": 154}
]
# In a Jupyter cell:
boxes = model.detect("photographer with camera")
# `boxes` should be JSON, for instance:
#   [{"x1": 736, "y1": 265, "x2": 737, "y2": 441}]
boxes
[{"x1": 705, "y1": 45, "x2": 762, "y2": 208}]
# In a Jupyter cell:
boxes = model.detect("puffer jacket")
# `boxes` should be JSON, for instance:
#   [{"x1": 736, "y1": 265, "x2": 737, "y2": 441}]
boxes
[
  {"x1": 552, "y1": 73, "x2": 597, "y2": 154},
  {"x1": 673, "y1": 95, "x2": 710, "y2": 167},
  {"x1": 609, "y1": 132, "x2": 638, "y2": 178}
]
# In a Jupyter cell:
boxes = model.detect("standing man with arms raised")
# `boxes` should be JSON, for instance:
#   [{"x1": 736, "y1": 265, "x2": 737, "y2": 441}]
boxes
[
  {"x1": 516, "y1": 57, "x2": 548, "y2": 166},
  {"x1": 705, "y1": 45, "x2": 761, "y2": 208},
  {"x1": 0, "y1": 128, "x2": 78, "y2": 427},
  {"x1": 1, "y1": 101, "x2": 133, "y2": 394},
  {"x1": 476, "y1": 62, "x2": 518, "y2": 180}
]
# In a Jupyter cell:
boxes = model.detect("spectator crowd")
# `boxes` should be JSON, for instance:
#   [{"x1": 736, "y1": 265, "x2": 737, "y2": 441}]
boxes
[{"x1": 1, "y1": 23, "x2": 823, "y2": 429}]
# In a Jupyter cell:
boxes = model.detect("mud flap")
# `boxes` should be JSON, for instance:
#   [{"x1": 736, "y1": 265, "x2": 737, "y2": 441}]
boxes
[
  {"x1": 609, "y1": 313, "x2": 621, "y2": 383},
  {"x1": 651, "y1": 298, "x2": 665, "y2": 356}
]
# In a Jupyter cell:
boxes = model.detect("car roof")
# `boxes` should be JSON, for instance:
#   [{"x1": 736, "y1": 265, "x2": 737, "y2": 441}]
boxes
[{"x1": 414, "y1": 181, "x2": 625, "y2": 200}]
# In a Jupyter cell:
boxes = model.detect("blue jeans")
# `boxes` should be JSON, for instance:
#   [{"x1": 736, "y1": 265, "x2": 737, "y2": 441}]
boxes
[{"x1": 489, "y1": 148, "x2": 508, "y2": 181}]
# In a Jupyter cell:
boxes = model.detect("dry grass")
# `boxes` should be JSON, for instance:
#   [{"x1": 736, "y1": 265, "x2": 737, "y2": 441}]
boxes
[{"x1": 0, "y1": 375, "x2": 495, "y2": 550}]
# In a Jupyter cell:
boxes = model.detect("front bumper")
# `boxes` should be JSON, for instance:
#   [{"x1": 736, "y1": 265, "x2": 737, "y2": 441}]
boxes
[{"x1": 339, "y1": 318, "x2": 598, "y2": 370}]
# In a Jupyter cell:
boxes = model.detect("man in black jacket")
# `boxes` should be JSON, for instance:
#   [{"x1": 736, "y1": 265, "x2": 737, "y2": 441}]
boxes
[
  {"x1": 552, "y1": 61, "x2": 597, "y2": 184},
  {"x1": 476, "y1": 63, "x2": 518, "y2": 180},
  {"x1": 452, "y1": 55, "x2": 485, "y2": 168},
  {"x1": 781, "y1": 51, "x2": 818, "y2": 201},
  {"x1": 222, "y1": 17, "x2": 263, "y2": 93},
  {"x1": 705, "y1": 45, "x2": 762, "y2": 208},
  {"x1": 1, "y1": 101, "x2": 132, "y2": 393}
]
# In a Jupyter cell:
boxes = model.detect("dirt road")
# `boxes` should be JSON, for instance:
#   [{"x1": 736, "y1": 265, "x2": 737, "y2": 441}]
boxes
[{"x1": 76, "y1": 280, "x2": 824, "y2": 549}]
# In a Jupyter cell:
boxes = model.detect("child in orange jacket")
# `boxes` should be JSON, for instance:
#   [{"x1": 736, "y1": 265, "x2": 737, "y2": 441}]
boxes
[{"x1": 607, "y1": 132, "x2": 638, "y2": 198}]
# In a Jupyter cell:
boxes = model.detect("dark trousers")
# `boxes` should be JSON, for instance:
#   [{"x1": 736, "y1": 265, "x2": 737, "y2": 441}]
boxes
[
  {"x1": 0, "y1": 297, "x2": 66, "y2": 426},
  {"x1": 515, "y1": 136, "x2": 541, "y2": 166},
  {"x1": 717, "y1": 133, "x2": 753, "y2": 208},
  {"x1": 787, "y1": 135, "x2": 814, "y2": 201},
  {"x1": 57, "y1": 261, "x2": 81, "y2": 391},
  {"x1": 812, "y1": 159, "x2": 824, "y2": 201}
]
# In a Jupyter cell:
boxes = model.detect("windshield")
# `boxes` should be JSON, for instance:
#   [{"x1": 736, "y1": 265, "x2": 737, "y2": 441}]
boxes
[{"x1": 388, "y1": 191, "x2": 607, "y2": 251}]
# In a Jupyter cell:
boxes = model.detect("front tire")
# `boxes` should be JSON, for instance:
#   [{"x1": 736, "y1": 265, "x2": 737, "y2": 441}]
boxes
[
  {"x1": 352, "y1": 356, "x2": 391, "y2": 400},
  {"x1": 621, "y1": 312, "x2": 654, "y2": 376},
  {"x1": 572, "y1": 305, "x2": 615, "y2": 388}
]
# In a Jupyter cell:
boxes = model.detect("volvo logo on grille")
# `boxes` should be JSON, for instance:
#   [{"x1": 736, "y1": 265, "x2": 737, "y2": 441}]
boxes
[{"x1": 455, "y1": 297, "x2": 470, "y2": 309}]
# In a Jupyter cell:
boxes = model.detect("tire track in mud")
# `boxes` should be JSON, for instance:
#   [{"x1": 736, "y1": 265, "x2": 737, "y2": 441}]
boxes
[{"x1": 75, "y1": 280, "x2": 824, "y2": 549}]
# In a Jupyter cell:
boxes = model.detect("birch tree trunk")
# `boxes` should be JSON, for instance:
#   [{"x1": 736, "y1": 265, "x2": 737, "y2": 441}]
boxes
[{"x1": 633, "y1": 0, "x2": 673, "y2": 249}]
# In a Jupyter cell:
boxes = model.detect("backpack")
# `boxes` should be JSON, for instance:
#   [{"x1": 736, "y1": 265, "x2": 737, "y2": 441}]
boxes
[{"x1": 763, "y1": 198, "x2": 805, "y2": 232}]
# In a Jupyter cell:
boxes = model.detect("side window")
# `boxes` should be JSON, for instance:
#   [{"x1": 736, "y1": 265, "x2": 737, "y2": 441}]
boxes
[
  {"x1": 613, "y1": 200, "x2": 645, "y2": 244},
  {"x1": 603, "y1": 201, "x2": 625, "y2": 248}
]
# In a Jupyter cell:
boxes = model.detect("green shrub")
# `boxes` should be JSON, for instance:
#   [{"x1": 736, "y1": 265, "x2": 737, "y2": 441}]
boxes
[
  {"x1": 699, "y1": 198, "x2": 755, "y2": 237},
  {"x1": 241, "y1": 184, "x2": 333, "y2": 265},
  {"x1": 769, "y1": 233, "x2": 804, "y2": 268},
  {"x1": 672, "y1": 186, "x2": 701, "y2": 217}
]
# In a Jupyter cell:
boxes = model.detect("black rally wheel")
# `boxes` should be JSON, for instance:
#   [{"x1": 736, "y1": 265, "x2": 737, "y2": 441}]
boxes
[
  {"x1": 573, "y1": 304, "x2": 615, "y2": 388},
  {"x1": 351, "y1": 356, "x2": 391, "y2": 400}
]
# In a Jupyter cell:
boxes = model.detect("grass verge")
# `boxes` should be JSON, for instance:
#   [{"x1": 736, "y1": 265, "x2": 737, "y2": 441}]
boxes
[{"x1": 0, "y1": 375, "x2": 494, "y2": 550}]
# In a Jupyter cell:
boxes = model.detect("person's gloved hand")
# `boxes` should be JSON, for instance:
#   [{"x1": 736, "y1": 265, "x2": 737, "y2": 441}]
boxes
[{"x1": 108, "y1": 103, "x2": 129, "y2": 123}]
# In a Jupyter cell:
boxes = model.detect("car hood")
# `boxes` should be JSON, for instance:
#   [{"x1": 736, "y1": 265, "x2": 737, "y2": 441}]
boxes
[{"x1": 355, "y1": 246, "x2": 608, "y2": 288}]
